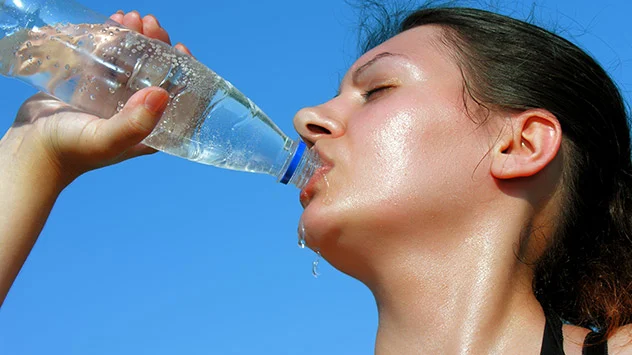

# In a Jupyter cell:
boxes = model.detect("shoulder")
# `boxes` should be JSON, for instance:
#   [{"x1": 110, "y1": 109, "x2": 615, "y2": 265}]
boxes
[
  {"x1": 608, "y1": 324, "x2": 632, "y2": 355},
  {"x1": 561, "y1": 324, "x2": 590, "y2": 355}
]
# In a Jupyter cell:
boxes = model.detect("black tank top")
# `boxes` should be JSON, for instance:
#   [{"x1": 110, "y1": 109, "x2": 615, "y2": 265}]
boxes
[{"x1": 540, "y1": 314, "x2": 608, "y2": 355}]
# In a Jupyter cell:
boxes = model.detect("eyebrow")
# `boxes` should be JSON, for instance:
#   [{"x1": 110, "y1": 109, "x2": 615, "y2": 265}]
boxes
[
  {"x1": 334, "y1": 52, "x2": 407, "y2": 98},
  {"x1": 352, "y1": 52, "x2": 406, "y2": 82}
]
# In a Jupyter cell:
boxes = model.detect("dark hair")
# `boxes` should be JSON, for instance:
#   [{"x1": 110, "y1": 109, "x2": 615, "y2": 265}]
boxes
[{"x1": 358, "y1": 3, "x2": 632, "y2": 337}]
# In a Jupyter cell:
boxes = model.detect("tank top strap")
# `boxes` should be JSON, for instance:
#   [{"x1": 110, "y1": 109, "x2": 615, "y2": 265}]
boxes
[
  {"x1": 541, "y1": 313, "x2": 565, "y2": 355},
  {"x1": 582, "y1": 330, "x2": 608, "y2": 355}
]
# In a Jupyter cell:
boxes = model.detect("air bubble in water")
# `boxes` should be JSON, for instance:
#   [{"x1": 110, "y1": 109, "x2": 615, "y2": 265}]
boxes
[
  {"x1": 88, "y1": 34, "x2": 94, "y2": 40},
  {"x1": 108, "y1": 87, "x2": 116, "y2": 94},
  {"x1": 25, "y1": 41, "x2": 32, "y2": 48},
  {"x1": 64, "y1": 64, "x2": 70, "y2": 70},
  {"x1": 125, "y1": 71, "x2": 131, "y2": 77},
  {"x1": 46, "y1": 55, "x2": 51, "y2": 60},
  {"x1": 89, "y1": 94, "x2": 96, "y2": 100}
]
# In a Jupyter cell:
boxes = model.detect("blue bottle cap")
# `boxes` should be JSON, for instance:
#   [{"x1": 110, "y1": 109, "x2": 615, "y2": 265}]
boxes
[{"x1": 280, "y1": 141, "x2": 306, "y2": 184}]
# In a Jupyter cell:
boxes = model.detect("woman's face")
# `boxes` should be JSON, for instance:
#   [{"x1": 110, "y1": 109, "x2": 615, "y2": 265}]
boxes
[{"x1": 294, "y1": 25, "x2": 500, "y2": 277}]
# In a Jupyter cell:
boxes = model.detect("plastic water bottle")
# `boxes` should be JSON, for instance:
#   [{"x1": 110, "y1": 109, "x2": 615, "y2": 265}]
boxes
[{"x1": 0, "y1": 0, "x2": 320, "y2": 188}]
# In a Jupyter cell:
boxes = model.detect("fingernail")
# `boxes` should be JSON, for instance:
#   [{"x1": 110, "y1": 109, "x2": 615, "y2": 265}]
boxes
[
  {"x1": 176, "y1": 43, "x2": 191, "y2": 55},
  {"x1": 144, "y1": 90, "x2": 169, "y2": 115},
  {"x1": 148, "y1": 15, "x2": 161, "y2": 27},
  {"x1": 116, "y1": 10, "x2": 124, "y2": 14}
]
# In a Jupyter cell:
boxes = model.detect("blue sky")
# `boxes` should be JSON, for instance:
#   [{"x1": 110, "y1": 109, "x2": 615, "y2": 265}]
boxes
[{"x1": 1, "y1": 0, "x2": 631, "y2": 354}]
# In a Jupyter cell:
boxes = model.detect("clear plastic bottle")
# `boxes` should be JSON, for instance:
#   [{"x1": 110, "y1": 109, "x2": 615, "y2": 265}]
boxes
[{"x1": 0, "y1": 0, "x2": 320, "y2": 188}]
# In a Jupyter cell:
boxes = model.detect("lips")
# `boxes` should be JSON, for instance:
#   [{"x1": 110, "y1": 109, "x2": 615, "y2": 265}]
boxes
[{"x1": 300, "y1": 149, "x2": 332, "y2": 207}]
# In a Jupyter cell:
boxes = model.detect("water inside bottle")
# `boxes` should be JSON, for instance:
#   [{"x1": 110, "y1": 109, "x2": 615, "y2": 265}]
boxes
[{"x1": 0, "y1": 23, "x2": 291, "y2": 175}]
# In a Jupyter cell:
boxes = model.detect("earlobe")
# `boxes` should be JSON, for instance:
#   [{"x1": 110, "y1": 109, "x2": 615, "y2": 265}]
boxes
[{"x1": 490, "y1": 109, "x2": 562, "y2": 180}]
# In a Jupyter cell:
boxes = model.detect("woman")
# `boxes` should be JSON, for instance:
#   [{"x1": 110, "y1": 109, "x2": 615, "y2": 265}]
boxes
[{"x1": 1, "y1": 5, "x2": 631, "y2": 354}]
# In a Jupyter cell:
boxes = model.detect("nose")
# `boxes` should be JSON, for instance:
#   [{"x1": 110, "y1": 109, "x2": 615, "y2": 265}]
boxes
[{"x1": 293, "y1": 106, "x2": 345, "y2": 148}]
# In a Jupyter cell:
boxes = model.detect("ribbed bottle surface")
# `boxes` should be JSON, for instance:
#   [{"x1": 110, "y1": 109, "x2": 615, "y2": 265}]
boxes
[{"x1": 0, "y1": 18, "x2": 312, "y2": 182}]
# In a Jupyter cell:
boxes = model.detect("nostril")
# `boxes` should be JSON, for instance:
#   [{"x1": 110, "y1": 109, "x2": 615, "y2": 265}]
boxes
[{"x1": 307, "y1": 124, "x2": 331, "y2": 135}]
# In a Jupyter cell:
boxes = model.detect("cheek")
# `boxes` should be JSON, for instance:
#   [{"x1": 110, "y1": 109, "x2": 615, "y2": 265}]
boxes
[
  {"x1": 364, "y1": 109, "x2": 420, "y2": 197},
  {"x1": 347, "y1": 99, "x2": 489, "y2": 215}
]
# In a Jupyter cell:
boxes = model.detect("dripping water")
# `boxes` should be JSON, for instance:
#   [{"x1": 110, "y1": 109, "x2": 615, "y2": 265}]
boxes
[
  {"x1": 298, "y1": 218, "x2": 306, "y2": 249},
  {"x1": 312, "y1": 249, "x2": 321, "y2": 278}
]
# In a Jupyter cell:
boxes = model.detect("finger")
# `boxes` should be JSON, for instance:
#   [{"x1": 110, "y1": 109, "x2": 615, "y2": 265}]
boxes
[
  {"x1": 175, "y1": 43, "x2": 193, "y2": 57},
  {"x1": 109, "y1": 10, "x2": 125, "y2": 25},
  {"x1": 142, "y1": 15, "x2": 171, "y2": 44},
  {"x1": 94, "y1": 87, "x2": 169, "y2": 157},
  {"x1": 112, "y1": 143, "x2": 158, "y2": 164},
  {"x1": 122, "y1": 11, "x2": 143, "y2": 33},
  {"x1": 109, "y1": 13, "x2": 124, "y2": 24}
]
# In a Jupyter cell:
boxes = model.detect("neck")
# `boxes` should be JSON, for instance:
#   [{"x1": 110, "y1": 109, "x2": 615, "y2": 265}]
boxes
[{"x1": 368, "y1": 214, "x2": 546, "y2": 355}]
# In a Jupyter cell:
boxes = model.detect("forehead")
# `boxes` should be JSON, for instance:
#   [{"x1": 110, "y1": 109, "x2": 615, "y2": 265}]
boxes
[{"x1": 343, "y1": 25, "x2": 455, "y2": 83}]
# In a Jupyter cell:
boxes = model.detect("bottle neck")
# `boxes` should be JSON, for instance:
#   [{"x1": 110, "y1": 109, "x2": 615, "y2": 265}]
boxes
[{"x1": 277, "y1": 140, "x2": 321, "y2": 189}]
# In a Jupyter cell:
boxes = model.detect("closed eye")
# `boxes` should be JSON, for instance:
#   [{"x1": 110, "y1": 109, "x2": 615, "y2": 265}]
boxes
[{"x1": 362, "y1": 85, "x2": 394, "y2": 101}]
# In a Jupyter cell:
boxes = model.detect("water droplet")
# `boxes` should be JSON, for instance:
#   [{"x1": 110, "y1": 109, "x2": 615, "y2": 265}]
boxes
[
  {"x1": 95, "y1": 86, "x2": 100, "y2": 91},
  {"x1": 27, "y1": 54, "x2": 32, "y2": 60},
  {"x1": 312, "y1": 249, "x2": 322, "y2": 278},
  {"x1": 298, "y1": 219, "x2": 306, "y2": 249},
  {"x1": 36, "y1": 60, "x2": 41, "y2": 66},
  {"x1": 108, "y1": 87, "x2": 116, "y2": 94},
  {"x1": 88, "y1": 34, "x2": 94, "y2": 40},
  {"x1": 46, "y1": 55, "x2": 51, "y2": 60},
  {"x1": 116, "y1": 106, "x2": 123, "y2": 113},
  {"x1": 53, "y1": 63, "x2": 59, "y2": 68},
  {"x1": 109, "y1": 31, "x2": 114, "y2": 36},
  {"x1": 115, "y1": 28, "x2": 120, "y2": 32},
  {"x1": 25, "y1": 41, "x2": 32, "y2": 48},
  {"x1": 125, "y1": 71, "x2": 131, "y2": 77},
  {"x1": 64, "y1": 64, "x2": 70, "y2": 70},
  {"x1": 90, "y1": 24, "x2": 94, "y2": 29},
  {"x1": 89, "y1": 94, "x2": 96, "y2": 100}
]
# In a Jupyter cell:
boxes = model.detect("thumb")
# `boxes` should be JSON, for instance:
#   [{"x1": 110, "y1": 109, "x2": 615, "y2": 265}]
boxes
[{"x1": 97, "y1": 87, "x2": 169, "y2": 156}]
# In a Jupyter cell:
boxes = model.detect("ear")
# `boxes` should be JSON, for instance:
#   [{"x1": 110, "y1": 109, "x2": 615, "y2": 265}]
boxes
[{"x1": 490, "y1": 109, "x2": 562, "y2": 180}]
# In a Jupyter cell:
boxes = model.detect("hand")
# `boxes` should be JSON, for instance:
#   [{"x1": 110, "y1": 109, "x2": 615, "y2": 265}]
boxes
[
  {"x1": 0, "y1": 11, "x2": 194, "y2": 306},
  {"x1": 1, "y1": 11, "x2": 193, "y2": 188}
]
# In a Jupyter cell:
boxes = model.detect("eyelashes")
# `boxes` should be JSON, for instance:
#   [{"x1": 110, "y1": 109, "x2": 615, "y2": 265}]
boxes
[{"x1": 362, "y1": 85, "x2": 394, "y2": 101}]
